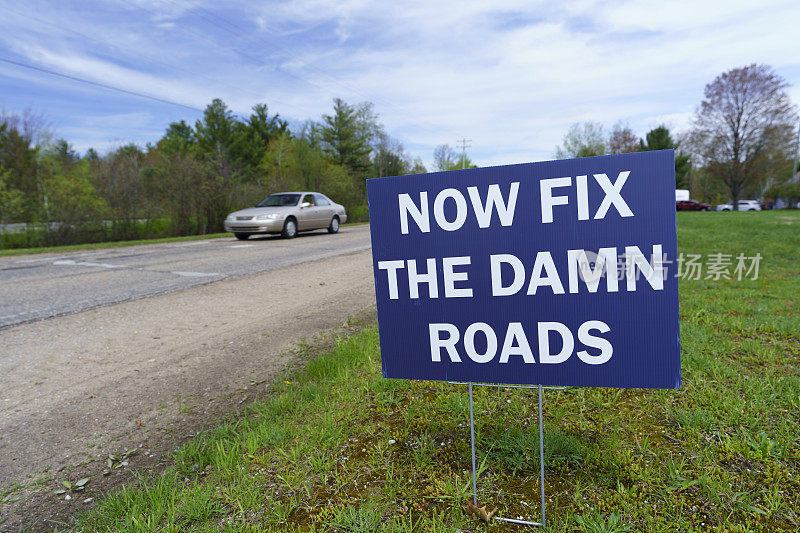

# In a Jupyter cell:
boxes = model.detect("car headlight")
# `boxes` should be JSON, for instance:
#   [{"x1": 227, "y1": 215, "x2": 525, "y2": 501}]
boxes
[
  {"x1": 226, "y1": 214, "x2": 235, "y2": 221},
  {"x1": 256, "y1": 213, "x2": 283, "y2": 220}
]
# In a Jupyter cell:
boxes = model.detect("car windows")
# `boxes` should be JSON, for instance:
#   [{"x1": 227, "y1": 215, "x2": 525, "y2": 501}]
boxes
[
  {"x1": 256, "y1": 194, "x2": 300, "y2": 207},
  {"x1": 315, "y1": 194, "x2": 331, "y2": 206},
  {"x1": 302, "y1": 194, "x2": 316, "y2": 206}
]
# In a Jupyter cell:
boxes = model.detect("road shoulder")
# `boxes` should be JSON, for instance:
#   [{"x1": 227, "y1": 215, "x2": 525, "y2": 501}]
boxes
[{"x1": 0, "y1": 249, "x2": 376, "y2": 531}]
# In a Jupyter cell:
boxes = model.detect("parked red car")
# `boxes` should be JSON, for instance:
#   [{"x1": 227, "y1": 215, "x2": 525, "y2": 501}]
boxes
[{"x1": 676, "y1": 200, "x2": 711, "y2": 211}]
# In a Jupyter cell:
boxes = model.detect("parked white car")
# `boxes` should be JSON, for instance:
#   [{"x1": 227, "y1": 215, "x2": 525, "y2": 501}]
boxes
[{"x1": 715, "y1": 200, "x2": 762, "y2": 212}]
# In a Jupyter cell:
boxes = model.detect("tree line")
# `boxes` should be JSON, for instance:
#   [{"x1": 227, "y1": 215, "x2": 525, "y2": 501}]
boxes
[
  {"x1": 0, "y1": 98, "x2": 426, "y2": 248},
  {"x1": 2, "y1": 63, "x2": 798, "y2": 249},
  {"x1": 554, "y1": 64, "x2": 799, "y2": 208}
]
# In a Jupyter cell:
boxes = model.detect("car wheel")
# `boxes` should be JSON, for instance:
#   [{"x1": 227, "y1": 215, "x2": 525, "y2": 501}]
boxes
[
  {"x1": 282, "y1": 218, "x2": 297, "y2": 239},
  {"x1": 328, "y1": 216, "x2": 340, "y2": 234},
  {"x1": 234, "y1": 232, "x2": 250, "y2": 240},
  {"x1": 702, "y1": 207, "x2": 709, "y2": 211}
]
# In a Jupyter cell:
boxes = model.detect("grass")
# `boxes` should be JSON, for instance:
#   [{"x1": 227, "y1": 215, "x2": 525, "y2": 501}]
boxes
[
  {"x1": 66, "y1": 211, "x2": 799, "y2": 531},
  {"x1": 0, "y1": 232, "x2": 232, "y2": 256},
  {"x1": 0, "y1": 221, "x2": 369, "y2": 257}
]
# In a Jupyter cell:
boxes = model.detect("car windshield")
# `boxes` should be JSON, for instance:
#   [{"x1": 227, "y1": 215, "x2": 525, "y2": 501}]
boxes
[{"x1": 256, "y1": 194, "x2": 300, "y2": 207}]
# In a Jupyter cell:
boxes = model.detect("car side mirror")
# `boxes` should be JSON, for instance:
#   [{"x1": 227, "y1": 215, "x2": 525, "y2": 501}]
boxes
[{"x1": 300, "y1": 202, "x2": 311, "y2": 208}]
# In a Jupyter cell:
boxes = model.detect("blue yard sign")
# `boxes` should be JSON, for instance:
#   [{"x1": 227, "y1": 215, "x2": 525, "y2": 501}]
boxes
[{"x1": 367, "y1": 150, "x2": 680, "y2": 389}]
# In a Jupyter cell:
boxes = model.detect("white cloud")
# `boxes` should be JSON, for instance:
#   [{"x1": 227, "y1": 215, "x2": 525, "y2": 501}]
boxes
[{"x1": 1, "y1": 0, "x2": 799, "y2": 167}]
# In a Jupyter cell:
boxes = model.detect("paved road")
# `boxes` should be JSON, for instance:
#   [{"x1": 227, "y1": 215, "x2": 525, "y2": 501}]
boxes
[{"x1": 0, "y1": 225, "x2": 371, "y2": 329}]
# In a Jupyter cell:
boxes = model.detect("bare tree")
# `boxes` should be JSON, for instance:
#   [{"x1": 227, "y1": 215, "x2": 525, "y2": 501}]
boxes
[
  {"x1": 607, "y1": 122, "x2": 639, "y2": 154},
  {"x1": 689, "y1": 64, "x2": 798, "y2": 210},
  {"x1": 0, "y1": 107, "x2": 51, "y2": 147},
  {"x1": 433, "y1": 144, "x2": 457, "y2": 171}
]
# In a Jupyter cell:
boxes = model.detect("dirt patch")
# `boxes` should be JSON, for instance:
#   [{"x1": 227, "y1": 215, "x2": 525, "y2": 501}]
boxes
[{"x1": 0, "y1": 250, "x2": 376, "y2": 532}]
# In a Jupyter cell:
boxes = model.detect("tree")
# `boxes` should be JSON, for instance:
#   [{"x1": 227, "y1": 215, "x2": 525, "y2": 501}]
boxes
[
  {"x1": 607, "y1": 123, "x2": 639, "y2": 154},
  {"x1": 372, "y1": 135, "x2": 410, "y2": 177},
  {"x1": 147, "y1": 151, "x2": 206, "y2": 235},
  {"x1": 238, "y1": 104, "x2": 288, "y2": 174},
  {"x1": 91, "y1": 144, "x2": 146, "y2": 239},
  {"x1": 194, "y1": 99, "x2": 240, "y2": 157},
  {"x1": 410, "y1": 158, "x2": 427, "y2": 174},
  {"x1": 37, "y1": 154, "x2": 105, "y2": 244},
  {"x1": 0, "y1": 167, "x2": 25, "y2": 224},
  {"x1": 640, "y1": 126, "x2": 691, "y2": 188},
  {"x1": 432, "y1": 144, "x2": 475, "y2": 170},
  {"x1": 433, "y1": 144, "x2": 457, "y2": 171},
  {"x1": 555, "y1": 122, "x2": 606, "y2": 158},
  {"x1": 689, "y1": 64, "x2": 798, "y2": 209},
  {"x1": 320, "y1": 98, "x2": 376, "y2": 175},
  {"x1": 765, "y1": 181, "x2": 800, "y2": 208},
  {"x1": 50, "y1": 139, "x2": 79, "y2": 167},
  {"x1": 0, "y1": 120, "x2": 40, "y2": 220},
  {"x1": 159, "y1": 120, "x2": 196, "y2": 155}
]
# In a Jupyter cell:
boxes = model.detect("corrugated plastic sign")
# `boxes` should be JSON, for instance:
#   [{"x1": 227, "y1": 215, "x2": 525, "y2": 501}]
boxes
[{"x1": 367, "y1": 150, "x2": 680, "y2": 388}]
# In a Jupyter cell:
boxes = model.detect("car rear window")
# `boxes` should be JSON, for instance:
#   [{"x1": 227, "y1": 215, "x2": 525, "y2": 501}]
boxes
[{"x1": 256, "y1": 194, "x2": 300, "y2": 207}]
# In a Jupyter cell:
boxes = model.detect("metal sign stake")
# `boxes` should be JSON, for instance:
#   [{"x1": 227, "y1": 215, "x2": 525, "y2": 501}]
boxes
[
  {"x1": 463, "y1": 381, "x2": 547, "y2": 528},
  {"x1": 469, "y1": 382, "x2": 478, "y2": 507}
]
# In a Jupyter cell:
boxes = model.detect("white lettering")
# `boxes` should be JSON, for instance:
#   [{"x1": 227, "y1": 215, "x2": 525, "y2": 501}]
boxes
[
  {"x1": 594, "y1": 172, "x2": 633, "y2": 219},
  {"x1": 377, "y1": 260, "x2": 405, "y2": 299},
  {"x1": 464, "y1": 323, "x2": 497, "y2": 363},
  {"x1": 399, "y1": 192, "x2": 429, "y2": 234},
  {"x1": 442, "y1": 256, "x2": 473, "y2": 298},
  {"x1": 429, "y1": 323, "x2": 461, "y2": 362},
  {"x1": 577, "y1": 320, "x2": 613, "y2": 364},
  {"x1": 538, "y1": 322, "x2": 574, "y2": 364},
  {"x1": 433, "y1": 188, "x2": 468, "y2": 231},
  {"x1": 499, "y1": 322, "x2": 535, "y2": 363},
  {"x1": 576, "y1": 174, "x2": 589, "y2": 221},
  {"x1": 490, "y1": 254, "x2": 525, "y2": 296},
  {"x1": 407, "y1": 258, "x2": 438, "y2": 298},
  {"x1": 527, "y1": 251, "x2": 565, "y2": 295},
  {"x1": 567, "y1": 248, "x2": 619, "y2": 293},
  {"x1": 467, "y1": 182, "x2": 519, "y2": 228},
  {"x1": 625, "y1": 245, "x2": 664, "y2": 291},
  {"x1": 540, "y1": 177, "x2": 572, "y2": 223}
]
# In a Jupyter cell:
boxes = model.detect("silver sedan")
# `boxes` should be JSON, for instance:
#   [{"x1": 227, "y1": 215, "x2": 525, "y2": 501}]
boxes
[{"x1": 224, "y1": 192, "x2": 348, "y2": 240}]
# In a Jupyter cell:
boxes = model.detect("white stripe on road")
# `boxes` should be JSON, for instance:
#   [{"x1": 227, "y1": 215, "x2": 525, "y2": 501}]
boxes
[
  {"x1": 171, "y1": 241, "x2": 211, "y2": 247},
  {"x1": 229, "y1": 244, "x2": 255, "y2": 248},
  {"x1": 49, "y1": 260, "x2": 220, "y2": 278},
  {"x1": 53, "y1": 260, "x2": 121, "y2": 269},
  {"x1": 15, "y1": 252, "x2": 101, "y2": 264}
]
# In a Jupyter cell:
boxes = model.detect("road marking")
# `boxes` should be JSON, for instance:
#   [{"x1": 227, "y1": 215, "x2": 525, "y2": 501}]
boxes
[
  {"x1": 14, "y1": 252, "x2": 101, "y2": 264},
  {"x1": 171, "y1": 241, "x2": 211, "y2": 247},
  {"x1": 171, "y1": 271, "x2": 220, "y2": 277},
  {"x1": 53, "y1": 260, "x2": 121, "y2": 269},
  {"x1": 229, "y1": 244, "x2": 255, "y2": 248}
]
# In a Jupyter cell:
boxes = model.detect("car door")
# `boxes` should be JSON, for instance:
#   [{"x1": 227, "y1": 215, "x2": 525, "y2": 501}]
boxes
[
  {"x1": 297, "y1": 194, "x2": 318, "y2": 230},
  {"x1": 314, "y1": 194, "x2": 334, "y2": 228}
]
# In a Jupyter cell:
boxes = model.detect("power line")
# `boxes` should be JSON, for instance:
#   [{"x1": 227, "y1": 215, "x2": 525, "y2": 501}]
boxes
[
  {"x1": 0, "y1": 56, "x2": 203, "y2": 112},
  {"x1": 161, "y1": 0, "x2": 455, "y2": 139},
  {"x1": 171, "y1": 1, "x2": 390, "y2": 104},
  {"x1": 2, "y1": 6, "x2": 304, "y2": 117}
]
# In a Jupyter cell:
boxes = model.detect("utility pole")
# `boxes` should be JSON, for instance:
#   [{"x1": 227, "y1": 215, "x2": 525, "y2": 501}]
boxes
[{"x1": 457, "y1": 138, "x2": 472, "y2": 169}]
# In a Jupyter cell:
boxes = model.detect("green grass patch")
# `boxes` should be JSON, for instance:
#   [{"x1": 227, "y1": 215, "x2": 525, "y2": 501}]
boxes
[
  {"x1": 0, "y1": 221, "x2": 368, "y2": 256},
  {"x1": 0, "y1": 232, "x2": 232, "y2": 256},
  {"x1": 70, "y1": 211, "x2": 800, "y2": 531}
]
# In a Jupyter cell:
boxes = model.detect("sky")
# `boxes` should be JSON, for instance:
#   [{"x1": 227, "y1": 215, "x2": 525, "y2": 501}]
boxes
[{"x1": 1, "y1": 0, "x2": 799, "y2": 169}]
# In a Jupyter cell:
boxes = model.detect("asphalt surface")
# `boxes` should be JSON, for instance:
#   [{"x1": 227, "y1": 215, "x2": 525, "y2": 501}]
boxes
[{"x1": 0, "y1": 225, "x2": 372, "y2": 329}]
